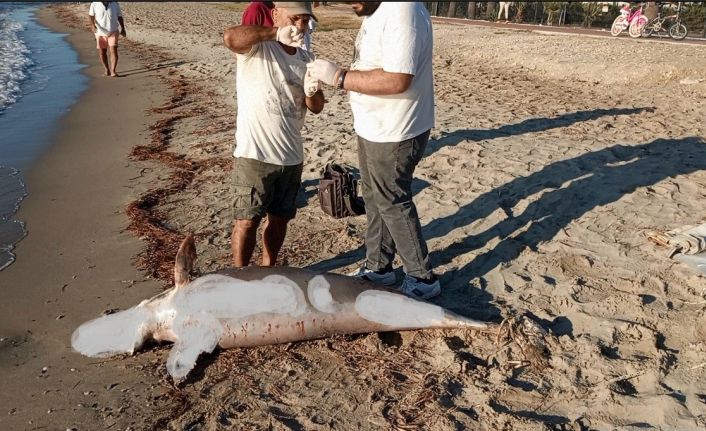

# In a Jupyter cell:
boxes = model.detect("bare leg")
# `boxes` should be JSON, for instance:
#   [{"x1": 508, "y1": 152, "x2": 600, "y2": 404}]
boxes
[
  {"x1": 109, "y1": 46, "x2": 119, "y2": 77},
  {"x1": 261, "y1": 214, "x2": 289, "y2": 266},
  {"x1": 98, "y1": 48, "x2": 110, "y2": 75},
  {"x1": 231, "y1": 218, "x2": 261, "y2": 267}
]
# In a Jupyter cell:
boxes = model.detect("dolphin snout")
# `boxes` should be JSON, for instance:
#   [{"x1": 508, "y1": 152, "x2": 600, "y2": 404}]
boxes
[{"x1": 71, "y1": 307, "x2": 154, "y2": 358}]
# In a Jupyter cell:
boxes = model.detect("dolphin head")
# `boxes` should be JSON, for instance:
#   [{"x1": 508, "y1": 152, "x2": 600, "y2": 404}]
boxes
[
  {"x1": 71, "y1": 306, "x2": 156, "y2": 358},
  {"x1": 72, "y1": 234, "x2": 196, "y2": 359}
]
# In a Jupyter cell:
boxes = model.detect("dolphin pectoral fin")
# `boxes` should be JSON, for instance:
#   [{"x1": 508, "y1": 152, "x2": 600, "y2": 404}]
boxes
[
  {"x1": 166, "y1": 313, "x2": 223, "y2": 381},
  {"x1": 354, "y1": 291, "x2": 490, "y2": 331},
  {"x1": 307, "y1": 275, "x2": 342, "y2": 314},
  {"x1": 174, "y1": 233, "x2": 197, "y2": 289},
  {"x1": 354, "y1": 291, "x2": 446, "y2": 329}
]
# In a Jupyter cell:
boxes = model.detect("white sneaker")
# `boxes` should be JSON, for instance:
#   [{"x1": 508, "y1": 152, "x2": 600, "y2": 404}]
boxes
[
  {"x1": 400, "y1": 275, "x2": 441, "y2": 300},
  {"x1": 349, "y1": 265, "x2": 396, "y2": 286}
]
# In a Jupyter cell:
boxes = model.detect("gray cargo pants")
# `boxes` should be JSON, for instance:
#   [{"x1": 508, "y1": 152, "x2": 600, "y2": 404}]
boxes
[{"x1": 357, "y1": 130, "x2": 433, "y2": 280}]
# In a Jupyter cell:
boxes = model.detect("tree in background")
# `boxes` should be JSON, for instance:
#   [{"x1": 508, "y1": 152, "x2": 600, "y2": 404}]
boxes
[
  {"x1": 644, "y1": 2, "x2": 659, "y2": 20},
  {"x1": 485, "y1": 2, "x2": 498, "y2": 21},
  {"x1": 581, "y1": 2, "x2": 602, "y2": 28},
  {"x1": 467, "y1": 1, "x2": 476, "y2": 20},
  {"x1": 544, "y1": 2, "x2": 562, "y2": 25},
  {"x1": 447, "y1": 1, "x2": 457, "y2": 17},
  {"x1": 680, "y1": 2, "x2": 706, "y2": 36},
  {"x1": 514, "y1": 2, "x2": 530, "y2": 23}
]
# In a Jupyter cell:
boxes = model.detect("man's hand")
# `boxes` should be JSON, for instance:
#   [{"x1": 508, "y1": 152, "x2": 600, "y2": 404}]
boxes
[
  {"x1": 304, "y1": 71, "x2": 320, "y2": 97},
  {"x1": 276, "y1": 25, "x2": 304, "y2": 48},
  {"x1": 91, "y1": 25, "x2": 97, "y2": 33},
  {"x1": 306, "y1": 59, "x2": 341, "y2": 87}
]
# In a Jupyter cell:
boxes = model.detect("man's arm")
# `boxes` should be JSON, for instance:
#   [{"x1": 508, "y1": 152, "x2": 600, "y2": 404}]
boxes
[
  {"x1": 89, "y1": 15, "x2": 97, "y2": 33},
  {"x1": 224, "y1": 25, "x2": 304, "y2": 54},
  {"x1": 342, "y1": 69, "x2": 413, "y2": 96},
  {"x1": 305, "y1": 91, "x2": 325, "y2": 114},
  {"x1": 118, "y1": 16, "x2": 126, "y2": 37},
  {"x1": 223, "y1": 25, "x2": 277, "y2": 54},
  {"x1": 307, "y1": 60, "x2": 414, "y2": 96}
]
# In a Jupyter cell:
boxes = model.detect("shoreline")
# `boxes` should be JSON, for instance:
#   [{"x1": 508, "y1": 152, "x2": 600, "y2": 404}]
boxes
[
  {"x1": 0, "y1": 6, "x2": 168, "y2": 430},
  {"x1": 0, "y1": 3, "x2": 88, "y2": 272}
]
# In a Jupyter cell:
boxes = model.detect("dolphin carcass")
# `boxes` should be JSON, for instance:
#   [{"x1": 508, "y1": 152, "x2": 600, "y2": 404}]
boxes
[{"x1": 71, "y1": 235, "x2": 494, "y2": 380}]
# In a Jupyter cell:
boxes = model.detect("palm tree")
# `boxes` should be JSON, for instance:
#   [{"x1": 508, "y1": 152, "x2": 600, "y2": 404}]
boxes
[
  {"x1": 545, "y1": 2, "x2": 562, "y2": 26},
  {"x1": 447, "y1": 2, "x2": 456, "y2": 17},
  {"x1": 467, "y1": 2, "x2": 476, "y2": 19}
]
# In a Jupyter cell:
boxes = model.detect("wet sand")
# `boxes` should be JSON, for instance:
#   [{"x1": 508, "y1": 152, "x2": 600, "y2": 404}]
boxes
[{"x1": 0, "y1": 7, "x2": 167, "y2": 430}]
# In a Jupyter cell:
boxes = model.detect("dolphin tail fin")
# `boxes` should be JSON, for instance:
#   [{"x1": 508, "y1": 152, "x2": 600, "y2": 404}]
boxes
[{"x1": 174, "y1": 233, "x2": 197, "y2": 288}]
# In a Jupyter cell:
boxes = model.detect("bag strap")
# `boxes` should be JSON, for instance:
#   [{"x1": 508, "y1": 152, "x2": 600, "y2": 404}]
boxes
[{"x1": 343, "y1": 193, "x2": 366, "y2": 216}]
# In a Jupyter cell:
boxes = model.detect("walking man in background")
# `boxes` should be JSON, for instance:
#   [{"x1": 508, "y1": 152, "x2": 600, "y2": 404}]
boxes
[
  {"x1": 88, "y1": 1, "x2": 126, "y2": 77},
  {"x1": 307, "y1": 2, "x2": 439, "y2": 299},
  {"x1": 223, "y1": 2, "x2": 324, "y2": 267},
  {"x1": 498, "y1": 1, "x2": 513, "y2": 22}
]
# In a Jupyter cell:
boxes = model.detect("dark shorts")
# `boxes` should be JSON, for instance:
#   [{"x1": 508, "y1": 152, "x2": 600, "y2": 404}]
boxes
[{"x1": 231, "y1": 157, "x2": 303, "y2": 220}]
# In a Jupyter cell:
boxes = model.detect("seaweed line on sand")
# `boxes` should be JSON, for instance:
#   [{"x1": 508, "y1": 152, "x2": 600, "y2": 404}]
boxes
[{"x1": 55, "y1": 4, "x2": 232, "y2": 286}]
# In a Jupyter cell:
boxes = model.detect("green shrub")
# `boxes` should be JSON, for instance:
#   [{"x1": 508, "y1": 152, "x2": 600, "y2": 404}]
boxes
[{"x1": 682, "y1": 3, "x2": 706, "y2": 33}]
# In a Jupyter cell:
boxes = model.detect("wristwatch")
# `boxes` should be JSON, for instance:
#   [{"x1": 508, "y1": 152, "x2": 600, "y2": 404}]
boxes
[{"x1": 337, "y1": 70, "x2": 348, "y2": 89}]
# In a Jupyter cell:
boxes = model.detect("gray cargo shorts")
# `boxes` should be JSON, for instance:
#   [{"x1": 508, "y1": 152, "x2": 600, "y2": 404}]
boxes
[{"x1": 231, "y1": 157, "x2": 303, "y2": 220}]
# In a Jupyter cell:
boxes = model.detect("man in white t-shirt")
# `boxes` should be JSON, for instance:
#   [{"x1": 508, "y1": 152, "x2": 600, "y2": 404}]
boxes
[
  {"x1": 88, "y1": 2, "x2": 126, "y2": 77},
  {"x1": 223, "y1": 2, "x2": 324, "y2": 267},
  {"x1": 307, "y1": 2, "x2": 439, "y2": 299}
]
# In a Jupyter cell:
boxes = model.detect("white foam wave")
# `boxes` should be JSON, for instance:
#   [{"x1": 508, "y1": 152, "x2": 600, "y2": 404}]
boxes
[
  {"x1": 0, "y1": 10, "x2": 33, "y2": 112},
  {"x1": 0, "y1": 166, "x2": 27, "y2": 271}
]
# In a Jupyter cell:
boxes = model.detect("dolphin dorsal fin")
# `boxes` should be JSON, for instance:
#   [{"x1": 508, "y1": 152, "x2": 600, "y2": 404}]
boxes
[{"x1": 174, "y1": 233, "x2": 197, "y2": 289}]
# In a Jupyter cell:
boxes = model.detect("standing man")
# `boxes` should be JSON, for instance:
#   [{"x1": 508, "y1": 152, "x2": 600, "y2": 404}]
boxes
[
  {"x1": 307, "y1": 2, "x2": 439, "y2": 299},
  {"x1": 497, "y1": 1, "x2": 512, "y2": 22},
  {"x1": 88, "y1": 1, "x2": 126, "y2": 77},
  {"x1": 223, "y1": 2, "x2": 324, "y2": 267}
]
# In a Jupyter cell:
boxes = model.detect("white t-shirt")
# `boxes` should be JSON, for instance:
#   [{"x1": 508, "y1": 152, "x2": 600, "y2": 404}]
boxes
[
  {"x1": 349, "y1": 2, "x2": 435, "y2": 143},
  {"x1": 234, "y1": 42, "x2": 313, "y2": 166},
  {"x1": 88, "y1": 2, "x2": 122, "y2": 36}
]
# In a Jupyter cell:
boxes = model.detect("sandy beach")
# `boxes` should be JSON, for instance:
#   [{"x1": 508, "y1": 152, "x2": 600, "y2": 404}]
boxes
[{"x1": 1, "y1": 2, "x2": 706, "y2": 430}]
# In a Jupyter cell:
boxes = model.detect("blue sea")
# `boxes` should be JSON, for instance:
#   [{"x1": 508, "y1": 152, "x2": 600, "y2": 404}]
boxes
[{"x1": 0, "y1": 3, "x2": 88, "y2": 270}]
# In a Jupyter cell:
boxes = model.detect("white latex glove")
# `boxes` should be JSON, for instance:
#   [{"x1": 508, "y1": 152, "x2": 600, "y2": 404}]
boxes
[
  {"x1": 276, "y1": 25, "x2": 304, "y2": 48},
  {"x1": 306, "y1": 59, "x2": 341, "y2": 87},
  {"x1": 304, "y1": 71, "x2": 320, "y2": 97}
]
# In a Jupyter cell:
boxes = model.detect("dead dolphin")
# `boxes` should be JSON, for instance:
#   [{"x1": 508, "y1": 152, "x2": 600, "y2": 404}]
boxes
[{"x1": 71, "y1": 235, "x2": 493, "y2": 380}]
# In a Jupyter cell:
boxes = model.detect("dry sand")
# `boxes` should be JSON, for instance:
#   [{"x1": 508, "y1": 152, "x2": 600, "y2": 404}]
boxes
[{"x1": 2, "y1": 2, "x2": 706, "y2": 430}]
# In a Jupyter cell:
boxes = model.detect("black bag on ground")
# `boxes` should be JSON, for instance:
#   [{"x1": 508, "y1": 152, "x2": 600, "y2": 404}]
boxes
[{"x1": 318, "y1": 163, "x2": 366, "y2": 218}]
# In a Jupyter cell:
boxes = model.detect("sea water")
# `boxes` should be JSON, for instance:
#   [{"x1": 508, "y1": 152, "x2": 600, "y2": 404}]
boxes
[{"x1": 0, "y1": 3, "x2": 88, "y2": 270}]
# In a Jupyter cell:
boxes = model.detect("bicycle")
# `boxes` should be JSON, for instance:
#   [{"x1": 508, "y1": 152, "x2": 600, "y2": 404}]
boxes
[
  {"x1": 642, "y1": 10, "x2": 688, "y2": 40},
  {"x1": 611, "y1": 4, "x2": 649, "y2": 38}
]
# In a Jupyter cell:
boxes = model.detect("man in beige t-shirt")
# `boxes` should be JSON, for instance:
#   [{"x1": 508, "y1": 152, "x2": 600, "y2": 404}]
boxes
[{"x1": 223, "y1": 2, "x2": 324, "y2": 267}]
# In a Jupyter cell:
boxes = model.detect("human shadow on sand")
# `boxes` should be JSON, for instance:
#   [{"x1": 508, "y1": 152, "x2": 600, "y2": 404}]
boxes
[
  {"x1": 429, "y1": 137, "x2": 706, "y2": 291},
  {"x1": 119, "y1": 60, "x2": 193, "y2": 77},
  {"x1": 308, "y1": 107, "x2": 649, "y2": 274},
  {"x1": 425, "y1": 107, "x2": 652, "y2": 156}
]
